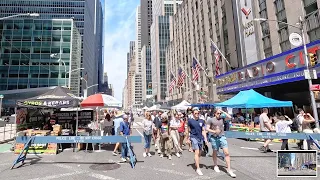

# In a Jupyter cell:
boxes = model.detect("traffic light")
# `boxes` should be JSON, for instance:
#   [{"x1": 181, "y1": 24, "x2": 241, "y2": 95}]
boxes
[
  {"x1": 148, "y1": 83, "x2": 152, "y2": 89},
  {"x1": 309, "y1": 53, "x2": 318, "y2": 67}
]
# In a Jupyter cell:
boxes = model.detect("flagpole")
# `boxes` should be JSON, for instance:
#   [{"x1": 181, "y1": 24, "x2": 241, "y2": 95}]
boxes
[
  {"x1": 193, "y1": 57, "x2": 209, "y2": 77},
  {"x1": 210, "y1": 38, "x2": 231, "y2": 67},
  {"x1": 179, "y1": 66, "x2": 194, "y2": 84}
]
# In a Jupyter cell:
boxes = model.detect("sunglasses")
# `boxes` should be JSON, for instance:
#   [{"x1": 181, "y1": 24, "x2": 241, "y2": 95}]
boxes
[
  {"x1": 216, "y1": 113, "x2": 221, "y2": 115},
  {"x1": 194, "y1": 112, "x2": 199, "y2": 114}
]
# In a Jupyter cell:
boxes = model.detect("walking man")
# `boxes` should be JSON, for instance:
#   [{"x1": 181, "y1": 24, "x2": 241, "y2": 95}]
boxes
[
  {"x1": 258, "y1": 108, "x2": 275, "y2": 153},
  {"x1": 119, "y1": 114, "x2": 131, "y2": 162},
  {"x1": 186, "y1": 109, "x2": 208, "y2": 176},
  {"x1": 206, "y1": 109, "x2": 236, "y2": 178}
]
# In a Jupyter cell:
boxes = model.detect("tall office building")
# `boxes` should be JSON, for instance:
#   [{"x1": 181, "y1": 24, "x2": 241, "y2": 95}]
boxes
[
  {"x1": 134, "y1": 6, "x2": 143, "y2": 108},
  {"x1": 140, "y1": 0, "x2": 153, "y2": 103},
  {"x1": 127, "y1": 41, "x2": 135, "y2": 74},
  {"x1": 151, "y1": 0, "x2": 182, "y2": 102},
  {"x1": 0, "y1": 0, "x2": 103, "y2": 96},
  {"x1": 141, "y1": 0, "x2": 153, "y2": 47},
  {"x1": 165, "y1": 0, "x2": 242, "y2": 104},
  {"x1": 0, "y1": 19, "x2": 81, "y2": 97}
]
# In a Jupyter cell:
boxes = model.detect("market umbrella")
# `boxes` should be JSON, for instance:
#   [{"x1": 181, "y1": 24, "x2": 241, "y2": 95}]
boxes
[{"x1": 80, "y1": 94, "x2": 122, "y2": 107}]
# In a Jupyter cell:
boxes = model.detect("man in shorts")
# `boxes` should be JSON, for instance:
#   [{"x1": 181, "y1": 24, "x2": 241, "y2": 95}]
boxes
[
  {"x1": 186, "y1": 109, "x2": 208, "y2": 176},
  {"x1": 206, "y1": 109, "x2": 236, "y2": 178},
  {"x1": 258, "y1": 108, "x2": 275, "y2": 153}
]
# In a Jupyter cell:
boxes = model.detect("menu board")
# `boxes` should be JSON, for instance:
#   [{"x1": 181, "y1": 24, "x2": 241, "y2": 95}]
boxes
[{"x1": 54, "y1": 110, "x2": 93, "y2": 126}]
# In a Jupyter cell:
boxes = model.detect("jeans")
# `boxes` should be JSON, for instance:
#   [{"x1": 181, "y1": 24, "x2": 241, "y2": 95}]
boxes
[
  {"x1": 143, "y1": 132, "x2": 152, "y2": 149},
  {"x1": 121, "y1": 142, "x2": 128, "y2": 158},
  {"x1": 281, "y1": 139, "x2": 289, "y2": 150}
]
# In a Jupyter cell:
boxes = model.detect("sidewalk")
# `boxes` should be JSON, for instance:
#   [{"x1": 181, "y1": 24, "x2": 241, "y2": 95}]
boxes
[
  {"x1": 0, "y1": 124, "x2": 16, "y2": 144},
  {"x1": 0, "y1": 142, "x2": 13, "y2": 153}
]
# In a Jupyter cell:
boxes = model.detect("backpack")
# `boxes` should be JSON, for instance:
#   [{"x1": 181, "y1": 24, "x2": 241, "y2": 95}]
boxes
[{"x1": 290, "y1": 117, "x2": 299, "y2": 131}]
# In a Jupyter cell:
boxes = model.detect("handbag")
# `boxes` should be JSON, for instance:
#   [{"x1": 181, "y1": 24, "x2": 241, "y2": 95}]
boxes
[
  {"x1": 161, "y1": 132, "x2": 169, "y2": 139},
  {"x1": 144, "y1": 129, "x2": 152, "y2": 136}
]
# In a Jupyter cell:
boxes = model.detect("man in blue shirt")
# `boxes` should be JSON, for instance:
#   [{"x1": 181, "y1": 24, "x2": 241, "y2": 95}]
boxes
[
  {"x1": 186, "y1": 109, "x2": 208, "y2": 176},
  {"x1": 112, "y1": 111, "x2": 124, "y2": 156},
  {"x1": 119, "y1": 114, "x2": 131, "y2": 162}
]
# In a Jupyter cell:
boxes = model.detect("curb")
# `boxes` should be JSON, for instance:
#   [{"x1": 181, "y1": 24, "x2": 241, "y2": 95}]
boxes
[{"x1": 0, "y1": 138, "x2": 14, "y2": 144}]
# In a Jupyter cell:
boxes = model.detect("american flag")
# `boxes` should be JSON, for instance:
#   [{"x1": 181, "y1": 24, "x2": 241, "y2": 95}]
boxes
[
  {"x1": 177, "y1": 67, "x2": 186, "y2": 87},
  {"x1": 169, "y1": 72, "x2": 176, "y2": 93},
  {"x1": 211, "y1": 40, "x2": 221, "y2": 76},
  {"x1": 192, "y1": 57, "x2": 201, "y2": 81}
]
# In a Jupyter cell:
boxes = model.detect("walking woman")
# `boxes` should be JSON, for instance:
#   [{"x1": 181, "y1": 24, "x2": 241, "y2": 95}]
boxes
[
  {"x1": 170, "y1": 112, "x2": 183, "y2": 157},
  {"x1": 178, "y1": 112, "x2": 186, "y2": 150},
  {"x1": 159, "y1": 113, "x2": 172, "y2": 160},
  {"x1": 103, "y1": 113, "x2": 113, "y2": 136},
  {"x1": 142, "y1": 112, "x2": 153, "y2": 157}
]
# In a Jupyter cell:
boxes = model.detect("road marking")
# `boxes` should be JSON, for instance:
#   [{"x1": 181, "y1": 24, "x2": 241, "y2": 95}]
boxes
[
  {"x1": 88, "y1": 173, "x2": 119, "y2": 180},
  {"x1": 141, "y1": 166, "x2": 194, "y2": 177},
  {"x1": 257, "y1": 142, "x2": 273, "y2": 145},
  {"x1": 28, "y1": 171, "x2": 84, "y2": 180},
  {"x1": 135, "y1": 129, "x2": 143, "y2": 137},
  {"x1": 240, "y1": 147, "x2": 259, "y2": 150}
]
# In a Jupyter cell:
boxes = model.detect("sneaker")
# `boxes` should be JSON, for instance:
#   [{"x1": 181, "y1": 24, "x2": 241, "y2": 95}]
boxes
[
  {"x1": 196, "y1": 169, "x2": 203, "y2": 176},
  {"x1": 112, "y1": 152, "x2": 118, "y2": 156},
  {"x1": 143, "y1": 152, "x2": 147, "y2": 157},
  {"x1": 160, "y1": 154, "x2": 164, "y2": 158},
  {"x1": 121, "y1": 157, "x2": 126, "y2": 162},
  {"x1": 147, "y1": 153, "x2": 152, "y2": 157},
  {"x1": 168, "y1": 155, "x2": 172, "y2": 160},
  {"x1": 266, "y1": 149, "x2": 273, "y2": 152},
  {"x1": 157, "y1": 149, "x2": 161, "y2": 154},
  {"x1": 155, "y1": 144, "x2": 158, "y2": 148},
  {"x1": 228, "y1": 170, "x2": 236, "y2": 178},
  {"x1": 126, "y1": 157, "x2": 130, "y2": 161},
  {"x1": 258, "y1": 146, "x2": 264, "y2": 151},
  {"x1": 176, "y1": 152, "x2": 181, "y2": 158},
  {"x1": 214, "y1": 165, "x2": 220, "y2": 173}
]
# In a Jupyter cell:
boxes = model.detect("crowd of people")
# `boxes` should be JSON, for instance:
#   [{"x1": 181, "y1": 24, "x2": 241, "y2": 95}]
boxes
[{"x1": 100, "y1": 107, "x2": 320, "y2": 178}]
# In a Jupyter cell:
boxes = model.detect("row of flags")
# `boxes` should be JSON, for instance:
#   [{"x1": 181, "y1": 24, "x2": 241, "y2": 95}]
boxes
[{"x1": 169, "y1": 39, "x2": 223, "y2": 93}]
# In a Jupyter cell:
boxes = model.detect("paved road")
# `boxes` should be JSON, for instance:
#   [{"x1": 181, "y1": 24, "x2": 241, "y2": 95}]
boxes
[{"x1": 0, "y1": 116, "x2": 319, "y2": 180}]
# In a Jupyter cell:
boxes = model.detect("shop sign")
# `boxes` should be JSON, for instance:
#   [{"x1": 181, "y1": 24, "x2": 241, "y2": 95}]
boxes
[
  {"x1": 23, "y1": 100, "x2": 70, "y2": 107},
  {"x1": 55, "y1": 110, "x2": 93, "y2": 124},
  {"x1": 217, "y1": 71, "x2": 305, "y2": 93},
  {"x1": 23, "y1": 101, "x2": 43, "y2": 106},
  {"x1": 217, "y1": 45, "x2": 320, "y2": 88}
]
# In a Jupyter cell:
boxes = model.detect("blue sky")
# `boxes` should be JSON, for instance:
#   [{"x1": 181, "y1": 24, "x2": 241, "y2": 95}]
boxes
[{"x1": 101, "y1": 0, "x2": 139, "y2": 101}]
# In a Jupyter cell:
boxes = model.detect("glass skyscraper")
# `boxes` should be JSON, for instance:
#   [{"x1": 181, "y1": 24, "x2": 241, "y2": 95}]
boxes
[
  {"x1": 0, "y1": 19, "x2": 81, "y2": 95},
  {"x1": 0, "y1": 0, "x2": 103, "y2": 96}
]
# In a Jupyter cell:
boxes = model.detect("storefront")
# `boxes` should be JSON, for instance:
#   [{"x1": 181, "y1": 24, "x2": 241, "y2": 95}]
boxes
[{"x1": 216, "y1": 40, "x2": 320, "y2": 108}]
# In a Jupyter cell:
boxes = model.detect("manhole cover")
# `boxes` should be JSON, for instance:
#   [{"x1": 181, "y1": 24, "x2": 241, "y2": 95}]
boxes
[{"x1": 89, "y1": 163, "x2": 121, "y2": 171}]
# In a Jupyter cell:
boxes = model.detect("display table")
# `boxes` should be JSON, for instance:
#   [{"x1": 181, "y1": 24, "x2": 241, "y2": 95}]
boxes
[{"x1": 14, "y1": 130, "x2": 58, "y2": 155}]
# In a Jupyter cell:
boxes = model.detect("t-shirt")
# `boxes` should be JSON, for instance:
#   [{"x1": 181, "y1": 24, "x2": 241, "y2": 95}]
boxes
[
  {"x1": 178, "y1": 120, "x2": 186, "y2": 133},
  {"x1": 153, "y1": 116, "x2": 162, "y2": 129},
  {"x1": 119, "y1": 121, "x2": 130, "y2": 135},
  {"x1": 188, "y1": 118, "x2": 205, "y2": 140},
  {"x1": 113, "y1": 117, "x2": 124, "y2": 133},
  {"x1": 170, "y1": 119, "x2": 180, "y2": 127},
  {"x1": 160, "y1": 123, "x2": 169, "y2": 134},
  {"x1": 142, "y1": 119, "x2": 153, "y2": 133},
  {"x1": 259, "y1": 113, "x2": 271, "y2": 132},
  {"x1": 207, "y1": 117, "x2": 224, "y2": 137},
  {"x1": 276, "y1": 120, "x2": 292, "y2": 133}
]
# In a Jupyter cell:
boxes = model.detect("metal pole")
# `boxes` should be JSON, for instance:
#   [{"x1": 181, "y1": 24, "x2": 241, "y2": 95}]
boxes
[
  {"x1": 301, "y1": 17, "x2": 319, "y2": 128},
  {"x1": 0, "y1": 97, "x2": 2, "y2": 118}
]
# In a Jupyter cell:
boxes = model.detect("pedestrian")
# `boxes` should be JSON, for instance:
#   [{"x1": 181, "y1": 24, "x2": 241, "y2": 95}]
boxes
[
  {"x1": 258, "y1": 108, "x2": 275, "y2": 153},
  {"x1": 186, "y1": 109, "x2": 208, "y2": 176},
  {"x1": 103, "y1": 113, "x2": 113, "y2": 136},
  {"x1": 153, "y1": 111, "x2": 162, "y2": 154},
  {"x1": 207, "y1": 109, "x2": 236, "y2": 178},
  {"x1": 170, "y1": 112, "x2": 183, "y2": 158},
  {"x1": 142, "y1": 112, "x2": 153, "y2": 157},
  {"x1": 119, "y1": 114, "x2": 131, "y2": 162},
  {"x1": 302, "y1": 113, "x2": 315, "y2": 150},
  {"x1": 112, "y1": 111, "x2": 124, "y2": 156},
  {"x1": 159, "y1": 113, "x2": 172, "y2": 160},
  {"x1": 275, "y1": 115, "x2": 293, "y2": 150},
  {"x1": 177, "y1": 112, "x2": 186, "y2": 150}
]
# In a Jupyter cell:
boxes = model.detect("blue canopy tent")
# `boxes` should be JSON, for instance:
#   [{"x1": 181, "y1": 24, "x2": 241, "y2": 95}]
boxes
[{"x1": 214, "y1": 89, "x2": 293, "y2": 108}]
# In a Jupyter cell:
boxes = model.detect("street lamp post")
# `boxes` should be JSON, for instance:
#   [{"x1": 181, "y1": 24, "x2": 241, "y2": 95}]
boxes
[
  {"x1": 50, "y1": 53, "x2": 67, "y2": 87},
  {"x1": 254, "y1": 17, "x2": 319, "y2": 128},
  {"x1": 0, "y1": 13, "x2": 40, "y2": 20},
  {"x1": 80, "y1": 77, "x2": 98, "y2": 98}
]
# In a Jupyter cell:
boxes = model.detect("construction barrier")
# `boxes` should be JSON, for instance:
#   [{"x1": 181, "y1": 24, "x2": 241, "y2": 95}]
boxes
[{"x1": 11, "y1": 135, "x2": 142, "y2": 169}]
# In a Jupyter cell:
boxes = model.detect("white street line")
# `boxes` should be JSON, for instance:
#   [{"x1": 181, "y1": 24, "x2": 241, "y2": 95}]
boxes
[
  {"x1": 0, "y1": 163, "x2": 12, "y2": 166},
  {"x1": 141, "y1": 166, "x2": 195, "y2": 177},
  {"x1": 240, "y1": 147, "x2": 259, "y2": 150},
  {"x1": 257, "y1": 142, "x2": 273, "y2": 145},
  {"x1": 28, "y1": 171, "x2": 84, "y2": 180},
  {"x1": 88, "y1": 173, "x2": 119, "y2": 180},
  {"x1": 135, "y1": 129, "x2": 143, "y2": 137},
  {"x1": 136, "y1": 122, "x2": 143, "y2": 126}
]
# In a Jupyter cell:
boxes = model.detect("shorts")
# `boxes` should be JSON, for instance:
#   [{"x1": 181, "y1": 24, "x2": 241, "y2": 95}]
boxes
[
  {"x1": 261, "y1": 131, "x2": 273, "y2": 140},
  {"x1": 179, "y1": 132, "x2": 184, "y2": 137},
  {"x1": 190, "y1": 137, "x2": 203, "y2": 150},
  {"x1": 210, "y1": 136, "x2": 228, "y2": 151}
]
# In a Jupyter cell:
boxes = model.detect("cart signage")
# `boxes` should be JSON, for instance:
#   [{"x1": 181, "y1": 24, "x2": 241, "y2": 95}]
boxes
[{"x1": 54, "y1": 110, "x2": 93, "y2": 125}]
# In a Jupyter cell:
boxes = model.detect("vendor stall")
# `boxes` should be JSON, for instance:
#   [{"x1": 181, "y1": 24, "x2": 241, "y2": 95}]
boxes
[
  {"x1": 14, "y1": 86, "x2": 86, "y2": 154},
  {"x1": 171, "y1": 100, "x2": 191, "y2": 110}
]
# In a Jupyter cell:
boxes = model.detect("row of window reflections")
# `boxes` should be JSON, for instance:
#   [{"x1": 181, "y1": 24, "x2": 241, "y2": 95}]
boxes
[
  {"x1": 1, "y1": 73, "x2": 68, "y2": 78},
  {"x1": 1, "y1": 60, "x2": 69, "y2": 66}
]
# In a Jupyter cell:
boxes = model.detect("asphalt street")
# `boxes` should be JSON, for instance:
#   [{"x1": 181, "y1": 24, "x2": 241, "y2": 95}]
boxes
[{"x1": 0, "y1": 116, "x2": 319, "y2": 180}]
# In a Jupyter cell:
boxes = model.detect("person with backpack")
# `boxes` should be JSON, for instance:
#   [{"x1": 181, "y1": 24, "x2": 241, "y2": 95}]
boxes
[{"x1": 296, "y1": 108, "x2": 305, "y2": 149}]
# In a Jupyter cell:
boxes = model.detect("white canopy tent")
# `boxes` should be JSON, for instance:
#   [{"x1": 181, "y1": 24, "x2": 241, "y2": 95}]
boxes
[
  {"x1": 171, "y1": 100, "x2": 191, "y2": 110},
  {"x1": 147, "y1": 104, "x2": 161, "y2": 111},
  {"x1": 142, "y1": 106, "x2": 149, "y2": 110}
]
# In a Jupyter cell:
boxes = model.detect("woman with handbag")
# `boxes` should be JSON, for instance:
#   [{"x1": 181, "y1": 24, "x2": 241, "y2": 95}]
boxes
[
  {"x1": 142, "y1": 112, "x2": 153, "y2": 157},
  {"x1": 159, "y1": 113, "x2": 172, "y2": 160}
]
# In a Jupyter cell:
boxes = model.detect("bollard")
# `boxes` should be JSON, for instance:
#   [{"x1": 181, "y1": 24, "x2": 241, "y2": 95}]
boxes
[
  {"x1": 3, "y1": 125, "x2": 6, "y2": 141},
  {"x1": 10, "y1": 123, "x2": 12, "y2": 139}
]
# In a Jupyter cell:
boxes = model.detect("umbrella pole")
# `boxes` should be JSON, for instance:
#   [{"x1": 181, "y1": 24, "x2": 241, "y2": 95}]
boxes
[{"x1": 74, "y1": 105, "x2": 79, "y2": 152}]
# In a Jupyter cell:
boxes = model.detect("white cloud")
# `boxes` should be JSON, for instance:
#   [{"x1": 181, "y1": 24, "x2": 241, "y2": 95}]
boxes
[{"x1": 103, "y1": 0, "x2": 138, "y2": 101}]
